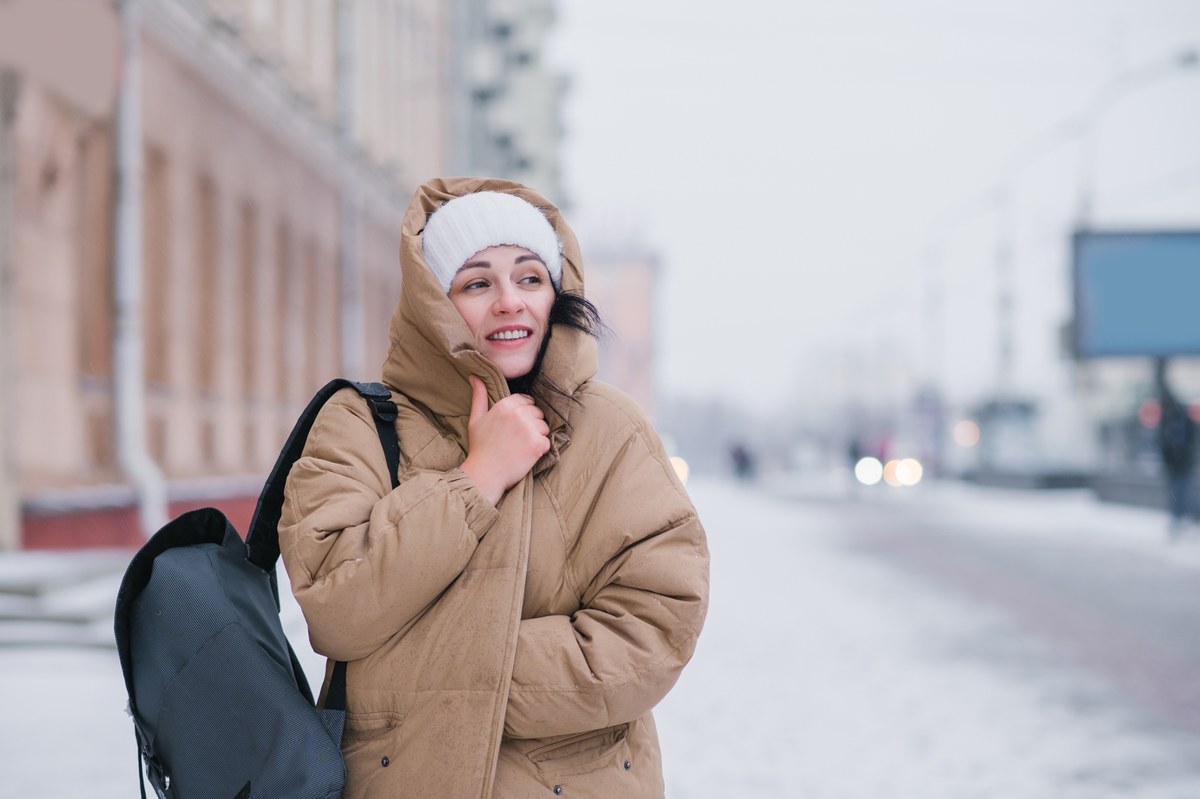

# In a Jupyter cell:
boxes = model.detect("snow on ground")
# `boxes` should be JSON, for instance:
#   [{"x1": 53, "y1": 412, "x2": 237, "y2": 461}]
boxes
[
  {"x1": 2, "y1": 477, "x2": 1199, "y2": 797},
  {"x1": 655, "y1": 477, "x2": 1200, "y2": 798},
  {"x1": 0, "y1": 647, "x2": 136, "y2": 798}
]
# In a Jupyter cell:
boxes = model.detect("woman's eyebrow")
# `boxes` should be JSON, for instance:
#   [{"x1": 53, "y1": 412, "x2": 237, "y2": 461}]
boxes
[
  {"x1": 456, "y1": 259, "x2": 491, "y2": 273},
  {"x1": 458, "y1": 253, "x2": 546, "y2": 272}
]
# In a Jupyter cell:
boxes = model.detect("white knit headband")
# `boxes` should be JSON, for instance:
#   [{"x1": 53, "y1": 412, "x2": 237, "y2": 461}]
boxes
[{"x1": 421, "y1": 191, "x2": 563, "y2": 292}]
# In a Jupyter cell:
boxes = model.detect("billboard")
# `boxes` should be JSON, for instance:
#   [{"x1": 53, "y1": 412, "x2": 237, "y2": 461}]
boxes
[{"x1": 1072, "y1": 230, "x2": 1200, "y2": 358}]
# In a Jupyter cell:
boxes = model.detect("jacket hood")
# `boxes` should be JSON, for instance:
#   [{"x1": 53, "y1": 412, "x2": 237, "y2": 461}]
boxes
[{"x1": 383, "y1": 177, "x2": 598, "y2": 443}]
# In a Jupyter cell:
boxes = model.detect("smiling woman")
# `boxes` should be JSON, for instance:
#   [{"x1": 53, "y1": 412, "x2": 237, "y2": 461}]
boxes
[
  {"x1": 447, "y1": 246, "x2": 555, "y2": 380},
  {"x1": 278, "y1": 177, "x2": 710, "y2": 798}
]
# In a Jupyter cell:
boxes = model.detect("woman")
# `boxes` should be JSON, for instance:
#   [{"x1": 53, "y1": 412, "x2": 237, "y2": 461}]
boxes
[{"x1": 280, "y1": 177, "x2": 709, "y2": 798}]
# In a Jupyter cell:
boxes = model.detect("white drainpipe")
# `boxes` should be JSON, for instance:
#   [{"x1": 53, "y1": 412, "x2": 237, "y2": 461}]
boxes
[
  {"x1": 113, "y1": 0, "x2": 166, "y2": 536},
  {"x1": 336, "y1": 0, "x2": 364, "y2": 378},
  {"x1": 0, "y1": 70, "x2": 19, "y2": 549}
]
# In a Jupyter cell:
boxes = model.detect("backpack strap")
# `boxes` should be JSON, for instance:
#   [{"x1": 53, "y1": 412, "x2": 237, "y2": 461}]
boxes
[
  {"x1": 245, "y1": 379, "x2": 399, "y2": 574},
  {"x1": 327, "y1": 384, "x2": 400, "y2": 714},
  {"x1": 362, "y1": 388, "x2": 401, "y2": 492},
  {"x1": 133, "y1": 727, "x2": 148, "y2": 799}
]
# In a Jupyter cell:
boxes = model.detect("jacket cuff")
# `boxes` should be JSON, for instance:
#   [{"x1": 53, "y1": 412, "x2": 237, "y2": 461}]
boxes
[{"x1": 445, "y1": 467, "x2": 500, "y2": 539}]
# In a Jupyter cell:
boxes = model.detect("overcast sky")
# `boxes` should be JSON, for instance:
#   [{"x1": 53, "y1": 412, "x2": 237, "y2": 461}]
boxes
[{"x1": 548, "y1": 1, "x2": 1200, "y2": 418}]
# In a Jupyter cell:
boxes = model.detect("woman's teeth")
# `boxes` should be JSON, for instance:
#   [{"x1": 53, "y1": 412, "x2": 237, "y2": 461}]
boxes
[{"x1": 489, "y1": 330, "x2": 530, "y2": 341}]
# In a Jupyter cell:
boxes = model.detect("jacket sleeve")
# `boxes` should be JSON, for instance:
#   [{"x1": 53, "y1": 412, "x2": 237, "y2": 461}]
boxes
[
  {"x1": 279, "y1": 389, "x2": 499, "y2": 662},
  {"x1": 503, "y1": 423, "x2": 710, "y2": 740}
]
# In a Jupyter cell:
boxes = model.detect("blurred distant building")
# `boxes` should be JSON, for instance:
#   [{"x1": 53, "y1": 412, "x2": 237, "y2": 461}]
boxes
[
  {"x1": 0, "y1": 0, "x2": 565, "y2": 549},
  {"x1": 585, "y1": 243, "x2": 660, "y2": 422},
  {"x1": 454, "y1": 0, "x2": 565, "y2": 204}
]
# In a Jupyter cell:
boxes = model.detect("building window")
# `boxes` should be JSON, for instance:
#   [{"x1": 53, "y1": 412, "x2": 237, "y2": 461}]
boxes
[
  {"x1": 275, "y1": 218, "x2": 293, "y2": 400},
  {"x1": 196, "y1": 173, "x2": 219, "y2": 395},
  {"x1": 239, "y1": 199, "x2": 258, "y2": 399},
  {"x1": 238, "y1": 199, "x2": 259, "y2": 465},
  {"x1": 304, "y1": 236, "x2": 321, "y2": 392},
  {"x1": 143, "y1": 146, "x2": 171, "y2": 388},
  {"x1": 320, "y1": 238, "x2": 341, "y2": 383},
  {"x1": 77, "y1": 124, "x2": 114, "y2": 384}
]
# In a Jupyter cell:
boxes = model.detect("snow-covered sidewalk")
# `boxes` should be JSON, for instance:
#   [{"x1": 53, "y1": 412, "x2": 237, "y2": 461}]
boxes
[{"x1": 2, "y1": 477, "x2": 1199, "y2": 797}]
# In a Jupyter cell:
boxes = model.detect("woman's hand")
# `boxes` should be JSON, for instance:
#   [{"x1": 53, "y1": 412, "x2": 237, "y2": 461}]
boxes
[{"x1": 460, "y1": 375, "x2": 550, "y2": 505}]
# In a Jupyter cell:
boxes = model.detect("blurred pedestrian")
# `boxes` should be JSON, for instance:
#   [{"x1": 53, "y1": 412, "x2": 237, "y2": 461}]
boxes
[
  {"x1": 1155, "y1": 359, "x2": 1198, "y2": 536},
  {"x1": 279, "y1": 177, "x2": 710, "y2": 797},
  {"x1": 847, "y1": 437, "x2": 863, "y2": 468},
  {"x1": 730, "y1": 442, "x2": 756, "y2": 481}
]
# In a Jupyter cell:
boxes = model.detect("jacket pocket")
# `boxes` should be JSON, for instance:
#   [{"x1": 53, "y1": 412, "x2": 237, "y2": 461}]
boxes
[
  {"x1": 526, "y1": 723, "x2": 630, "y2": 776},
  {"x1": 341, "y1": 711, "x2": 403, "y2": 794},
  {"x1": 342, "y1": 710, "x2": 403, "y2": 746}
]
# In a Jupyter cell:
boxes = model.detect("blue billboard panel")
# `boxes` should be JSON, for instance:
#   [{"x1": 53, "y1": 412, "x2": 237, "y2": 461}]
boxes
[{"x1": 1073, "y1": 230, "x2": 1200, "y2": 357}]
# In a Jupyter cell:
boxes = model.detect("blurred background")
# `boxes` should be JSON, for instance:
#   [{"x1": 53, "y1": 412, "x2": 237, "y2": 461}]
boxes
[
  {"x1": 3, "y1": 2, "x2": 1200, "y2": 796},
  {"x1": 0, "y1": 0, "x2": 1198, "y2": 548}
]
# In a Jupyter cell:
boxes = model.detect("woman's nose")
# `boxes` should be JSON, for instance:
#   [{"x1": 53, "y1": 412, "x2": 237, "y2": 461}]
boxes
[{"x1": 492, "y1": 283, "x2": 524, "y2": 313}]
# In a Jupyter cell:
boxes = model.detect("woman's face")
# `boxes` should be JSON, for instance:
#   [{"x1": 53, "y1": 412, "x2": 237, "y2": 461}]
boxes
[{"x1": 448, "y1": 245, "x2": 556, "y2": 380}]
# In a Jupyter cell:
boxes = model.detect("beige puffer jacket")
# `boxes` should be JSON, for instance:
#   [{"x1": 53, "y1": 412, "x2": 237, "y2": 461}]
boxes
[{"x1": 280, "y1": 177, "x2": 709, "y2": 798}]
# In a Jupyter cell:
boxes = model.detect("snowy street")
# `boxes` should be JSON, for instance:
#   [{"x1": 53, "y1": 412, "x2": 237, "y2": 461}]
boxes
[
  {"x1": 3, "y1": 477, "x2": 1200, "y2": 798},
  {"x1": 657, "y1": 477, "x2": 1200, "y2": 798}
]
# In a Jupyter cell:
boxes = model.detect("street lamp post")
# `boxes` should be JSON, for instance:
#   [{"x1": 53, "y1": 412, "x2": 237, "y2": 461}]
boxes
[{"x1": 1075, "y1": 47, "x2": 1199, "y2": 227}]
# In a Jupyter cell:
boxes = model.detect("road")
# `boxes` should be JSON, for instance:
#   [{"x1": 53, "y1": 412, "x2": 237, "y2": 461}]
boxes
[
  {"x1": 655, "y1": 476, "x2": 1200, "y2": 798},
  {"x1": 834, "y1": 487, "x2": 1200, "y2": 738}
]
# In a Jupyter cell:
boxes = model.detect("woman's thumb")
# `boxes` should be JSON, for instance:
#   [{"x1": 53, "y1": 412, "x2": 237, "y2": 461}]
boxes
[{"x1": 468, "y1": 375, "x2": 490, "y2": 421}]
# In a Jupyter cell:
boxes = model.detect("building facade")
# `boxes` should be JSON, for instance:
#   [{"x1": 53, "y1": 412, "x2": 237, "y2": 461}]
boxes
[
  {"x1": 586, "y1": 244, "x2": 660, "y2": 424},
  {"x1": 1, "y1": 0, "x2": 458, "y2": 548},
  {"x1": 0, "y1": 0, "x2": 654, "y2": 550}
]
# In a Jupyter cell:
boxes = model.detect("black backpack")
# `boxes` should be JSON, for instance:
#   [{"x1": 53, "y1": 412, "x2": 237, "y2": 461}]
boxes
[{"x1": 114, "y1": 380, "x2": 401, "y2": 799}]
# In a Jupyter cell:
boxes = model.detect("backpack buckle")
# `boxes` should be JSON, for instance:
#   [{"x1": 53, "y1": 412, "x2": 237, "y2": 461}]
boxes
[
  {"x1": 367, "y1": 396, "x2": 398, "y2": 423},
  {"x1": 145, "y1": 755, "x2": 171, "y2": 797}
]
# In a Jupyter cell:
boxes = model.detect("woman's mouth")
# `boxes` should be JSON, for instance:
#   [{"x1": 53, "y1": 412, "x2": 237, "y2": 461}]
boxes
[{"x1": 488, "y1": 328, "x2": 531, "y2": 341}]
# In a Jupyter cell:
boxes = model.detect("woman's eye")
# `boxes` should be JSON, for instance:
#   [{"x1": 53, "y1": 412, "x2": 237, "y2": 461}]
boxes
[
  {"x1": 520, "y1": 274, "x2": 544, "y2": 285},
  {"x1": 463, "y1": 279, "x2": 487, "y2": 290}
]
